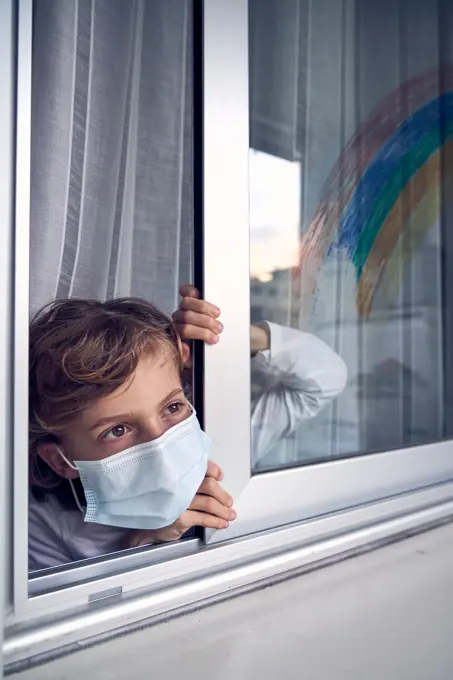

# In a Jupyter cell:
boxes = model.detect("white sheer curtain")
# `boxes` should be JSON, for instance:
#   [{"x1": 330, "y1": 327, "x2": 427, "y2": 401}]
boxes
[{"x1": 30, "y1": 0, "x2": 193, "y2": 317}]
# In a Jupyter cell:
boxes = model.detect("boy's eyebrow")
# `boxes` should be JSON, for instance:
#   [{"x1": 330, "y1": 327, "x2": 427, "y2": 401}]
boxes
[
  {"x1": 89, "y1": 388, "x2": 186, "y2": 431},
  {"x1": 89, "y1": 413, "x2": 136, "y2": 431},
  {"x1": 159, "y1": 387, "x2": 185, "y2": 409}
]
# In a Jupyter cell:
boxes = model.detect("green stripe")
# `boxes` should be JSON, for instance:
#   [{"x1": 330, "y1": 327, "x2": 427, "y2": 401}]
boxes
[{"x1": 353, "y1": 120, "x2": 453, "y2": 279}]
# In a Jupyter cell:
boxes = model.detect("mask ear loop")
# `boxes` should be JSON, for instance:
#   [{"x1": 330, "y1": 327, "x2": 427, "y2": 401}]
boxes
[{"x1": 56, "y1": 448, "x2": 86, "y2": 515}]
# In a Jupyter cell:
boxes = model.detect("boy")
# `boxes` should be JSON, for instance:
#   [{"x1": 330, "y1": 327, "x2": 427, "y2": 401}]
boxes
[
  {"x1": 29, "y1": 288, "x2": 347, "y2": 571},
  {"x1": 29, "y1": 296, "x2": 233, "y2": 570}
]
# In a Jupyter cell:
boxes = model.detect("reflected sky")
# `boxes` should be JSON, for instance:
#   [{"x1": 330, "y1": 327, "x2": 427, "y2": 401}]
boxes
[{"x1": 249, "y1": 150, "x2": 301, "y2": 280}]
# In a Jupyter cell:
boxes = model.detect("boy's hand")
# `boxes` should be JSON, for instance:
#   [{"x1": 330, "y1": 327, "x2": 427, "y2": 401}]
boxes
[
  {"x1": 250, "y1": 323, "x2": 270, "y2": 355},
  {"x1": 173, "y1": 284, "x2": 270, "y2": 359},
  {"x1": 124, "y1": 461, "x2": 235, "y2": 549},
  {"x1": 172, "y1": 284, "x2": 223, "y2": 351}
]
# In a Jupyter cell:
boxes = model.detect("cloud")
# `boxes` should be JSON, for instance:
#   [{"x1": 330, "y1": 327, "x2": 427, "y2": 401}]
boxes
[{"x1": 250, "y1": 225, "x2": 278, "y2": 241}]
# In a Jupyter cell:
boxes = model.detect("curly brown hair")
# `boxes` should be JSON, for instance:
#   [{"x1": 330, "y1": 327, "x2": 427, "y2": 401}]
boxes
[{"x1": 29, "y1": 297, "x2": 185, "y2": 510}]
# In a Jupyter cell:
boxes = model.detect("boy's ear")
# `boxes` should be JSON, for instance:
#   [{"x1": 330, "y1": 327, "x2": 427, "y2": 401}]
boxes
[
  {"x1": 37, "y1": 442, "x2": 79, "y2": 480},
  {"x1": 181, "y1": 342, "x2": 191, "y2": 368},
  {"x1": 175, "y1": 327, "x2": 192, "y2": 368}
]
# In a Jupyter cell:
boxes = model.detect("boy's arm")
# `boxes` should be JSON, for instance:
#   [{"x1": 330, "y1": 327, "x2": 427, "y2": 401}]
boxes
[{"x1": 250, "y1": 323, "x2": 347, "y2": 464}]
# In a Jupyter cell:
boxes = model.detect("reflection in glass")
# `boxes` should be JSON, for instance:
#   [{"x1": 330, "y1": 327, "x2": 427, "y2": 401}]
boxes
[{"x1": 249, "y1": 0, "x2": 453, "y2": 472}]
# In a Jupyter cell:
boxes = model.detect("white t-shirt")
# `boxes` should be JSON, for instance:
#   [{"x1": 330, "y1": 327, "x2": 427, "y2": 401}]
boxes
[{"x1": 29, "y1": 322, "x2": 347, "y2": 571}]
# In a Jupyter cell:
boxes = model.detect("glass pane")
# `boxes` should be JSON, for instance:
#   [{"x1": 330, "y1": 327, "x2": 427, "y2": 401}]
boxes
[
  {"x1": 249, "y1": 0, "x2": 453, "y2": 472},
  {"x1": 28, "y1": 0, "x2": 194, "y2": 573}
]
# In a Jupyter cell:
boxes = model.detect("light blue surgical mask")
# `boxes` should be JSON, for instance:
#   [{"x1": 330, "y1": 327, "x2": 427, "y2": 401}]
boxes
[{"x1": 58, "y1": 410, "x2": 209, "y2": 530}]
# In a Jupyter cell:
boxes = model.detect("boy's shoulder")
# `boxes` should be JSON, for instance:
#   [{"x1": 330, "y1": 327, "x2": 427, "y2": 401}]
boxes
[{"x1": 29, "y1": 492, "x2": 128, "y2": 571}]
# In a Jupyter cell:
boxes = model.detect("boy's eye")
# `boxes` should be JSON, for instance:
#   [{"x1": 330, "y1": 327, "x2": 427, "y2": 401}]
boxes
[
  {"x1": 103, "y1": 424, "x2": 131, "y2": 440},
  {"x1": 164, "y1": 401, "x2": 185, "y2": 417}
]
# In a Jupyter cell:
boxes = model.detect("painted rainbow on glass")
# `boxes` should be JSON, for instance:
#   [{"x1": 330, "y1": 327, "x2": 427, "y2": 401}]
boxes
[{"x1": 293, "y1": 66, "x2": 453, "y2": 318}]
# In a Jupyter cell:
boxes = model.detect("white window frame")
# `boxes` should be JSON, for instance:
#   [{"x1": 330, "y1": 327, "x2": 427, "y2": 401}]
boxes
[
  {"x1": 4, "y1": 0, "x2": 453, "y2": 671},
  {"x1": 10, "y1": 0, "x2": 207, "y2": 611},
  {"x1": 202, "y1": 0, "x2": 453, "y2": 546},
  {"x1": 1, "y1": 0, "x2": 15, "y2": 674}
]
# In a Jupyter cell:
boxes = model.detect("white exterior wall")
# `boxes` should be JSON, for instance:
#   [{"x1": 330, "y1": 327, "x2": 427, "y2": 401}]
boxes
[{"x1": 17, "y1": 523, "x2": 453, "y2": 680}]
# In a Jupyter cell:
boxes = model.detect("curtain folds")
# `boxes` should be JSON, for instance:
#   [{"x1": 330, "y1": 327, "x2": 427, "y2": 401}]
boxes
[{"x1": 30, "y1": 0, "x2": 192, "y2": 317}]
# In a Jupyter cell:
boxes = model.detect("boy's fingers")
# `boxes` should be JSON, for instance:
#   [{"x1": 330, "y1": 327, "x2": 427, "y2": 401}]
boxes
[
  {"x1": 198, "y1": 475, "x2": 233, "y2": 507},
  {"x1": 182, "y1": 510, "x2": 230, "y2": 530},
  {"x1": 206, "y1": 460, "x2": 223, "y2": 481},
  {"x1": 189, "y1": 494, "x2": 236, "y2": 521},
  {"x1": 174, "y1": 323, "x2": 218, "y2": 345},
  {"x1": 179, "y1": 296, "x2": 221, "y2": 318},
  {"x1": 173, "y1": 309, "x2": 223, "y2": 334},
  {"x1": 179, "y1": 284, "x2": 200, "y2": 299}
]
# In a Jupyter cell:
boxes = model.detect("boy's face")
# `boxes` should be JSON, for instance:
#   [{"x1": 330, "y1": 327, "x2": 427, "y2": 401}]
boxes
[{"x1": 38, "y1": 349, "x2": 190, "y2": 480}]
